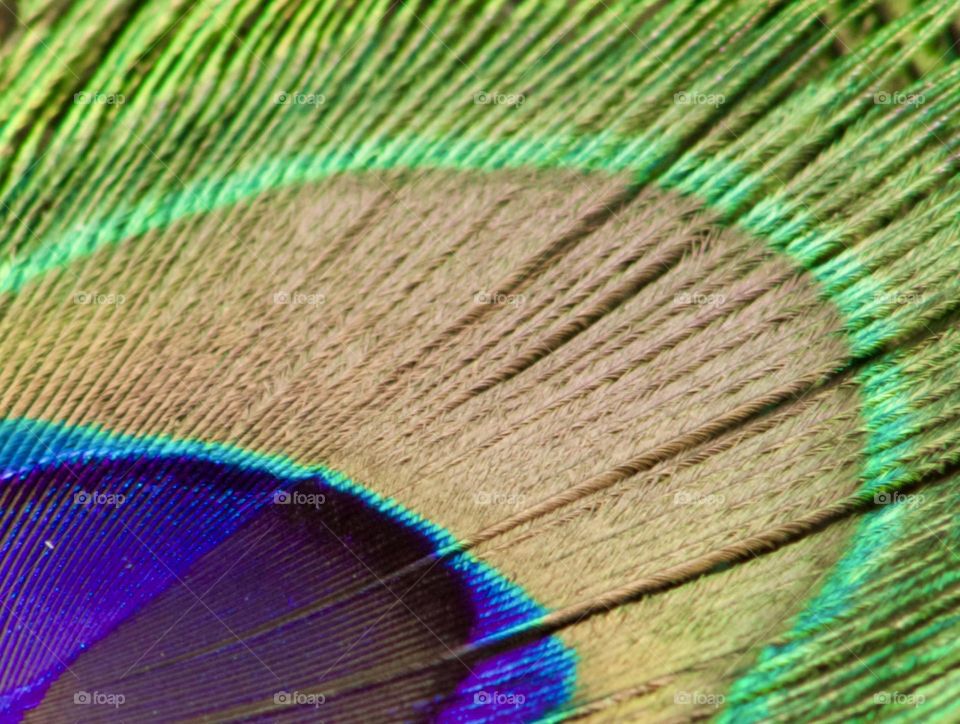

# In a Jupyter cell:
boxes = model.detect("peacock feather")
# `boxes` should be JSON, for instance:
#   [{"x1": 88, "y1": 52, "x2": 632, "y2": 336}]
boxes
[{"x1": 0, "y1": 0, "x2": 959, "y2": 721}]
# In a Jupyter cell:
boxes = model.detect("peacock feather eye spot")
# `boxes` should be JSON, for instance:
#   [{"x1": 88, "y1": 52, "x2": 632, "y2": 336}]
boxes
[
  {"x1": 0, "y1": 170, "x2": 866, "y2": 720},
  {"x1": 2, "y1": 3, "x2": 959, "y2": 721}
]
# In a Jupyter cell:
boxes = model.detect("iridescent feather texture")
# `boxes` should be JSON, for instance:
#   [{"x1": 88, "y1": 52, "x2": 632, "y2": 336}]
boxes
[{"x1": 0, "y1": 0, "x2": 959, "y2": 721}]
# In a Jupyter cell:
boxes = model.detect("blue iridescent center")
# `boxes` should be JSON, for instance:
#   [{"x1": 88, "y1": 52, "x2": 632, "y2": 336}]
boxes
[{"x1": 0, "y1": 418, "x2": 576, "y2": 721}]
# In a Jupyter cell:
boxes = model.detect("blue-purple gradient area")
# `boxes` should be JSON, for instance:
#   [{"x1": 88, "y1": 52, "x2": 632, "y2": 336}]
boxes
[{"x1": 0, "y1": 418, "x2": 575, "y2": 721}]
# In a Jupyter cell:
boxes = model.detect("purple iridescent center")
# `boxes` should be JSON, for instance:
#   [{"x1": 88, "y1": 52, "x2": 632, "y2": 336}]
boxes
[{"x1": 0, "y1": 444, "x2": 574, "y2": 722}]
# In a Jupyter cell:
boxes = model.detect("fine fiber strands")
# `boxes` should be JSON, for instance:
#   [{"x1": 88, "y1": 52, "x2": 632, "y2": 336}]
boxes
[{"x1": 1, "y1": 0, "x2": 960, "y2": 722}]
